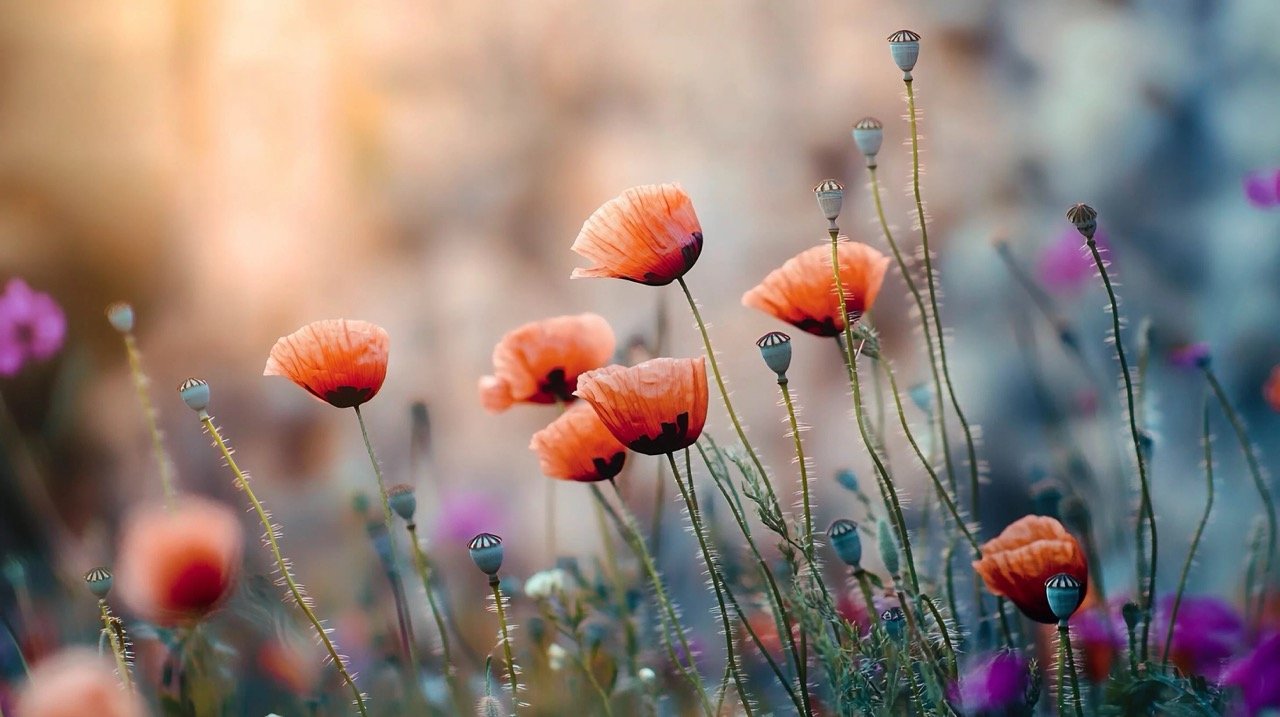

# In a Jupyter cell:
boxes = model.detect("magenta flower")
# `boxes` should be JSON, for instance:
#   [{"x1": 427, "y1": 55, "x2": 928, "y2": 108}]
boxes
[
  {"x1": 1071, "y1": 606, "x2": 1124, "y2": 682},
  {"x1": 1155, "y1": 594, "x2": 1245, "y2": 680},
  {"x1": 950, "y1": 651, "x2": 1030, "y2": 716},
  {"x1": 1243, "y1": 169, "x2": 1280, "y2": 209},
  {"x1": 1223, "y1": 632, "x2": 1280, "y2": 716},
  {"x1": 1169, "y1": 342, "x2": 1212, "y2": 369},
  {"x1": 1037, "y1": 225, "x2": 1110, "y2": 295},
  {"x1": 0, "y1": 279, "x2": 66, "y2": 377},
  {"x1": 431, "y1": 490, "x2": 505, "y2": 544}
]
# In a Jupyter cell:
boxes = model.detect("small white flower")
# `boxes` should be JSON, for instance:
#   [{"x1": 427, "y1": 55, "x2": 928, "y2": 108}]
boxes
[
  {"x1": 547, "y1": 643, "x2": 568, "y2": 671},
  {"x1": 637, "y1": 667, "x2": 656, "y2": 686},
  {"x1": 523, "y1": 568, "x2": 568, "y2": 599}
]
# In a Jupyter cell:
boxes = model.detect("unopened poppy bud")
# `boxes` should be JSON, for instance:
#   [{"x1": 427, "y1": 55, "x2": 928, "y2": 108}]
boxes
[
  {"x1": 813, "y1": 179, "x2": 845, "y2": 225},
  {"x1": 834, "y1": 469, "x2": 859, "y2": 493},
  {"x1": 638, "y1": 667, "x2": 656, "y2": 686},
  {"x1": 388, "y1": 484, "x2": 417, "y2": 521},
  {"x1": 877, "y1": 520, "x2": 900, "y2": 577},
  {"x1": 1044, "y1": 573, "x2": 1083, "y2": 622},
  {"x1": 366, "y1": 520, "x2": 395, "y2": 567},
  {"x1": 827, "y1": 519, "x2": 863, "y2": 569},
  {"x1": 881, "y1": 607, "x2": 906, "y2": 640},
  {"x1": 468, "y1": 533, "x2": 504, "y2": 576},
  {"x1": 105, "y1": 302, "x2": 134, "y2": 333},
  {"x1": 888, "y1": 30, "x2": 921, "y2": 77},
  {"x1": 1121, "y1": 602, "x2": 1141, "y2": 631},
  {"x1": 178, "y1": 378, "x2": 210, "y2": 413},
  {"x1": 756, "y1": 331, "x2": 792, "y2": 381},
  {"x1": 1066, "y1": 203, "x2": 1098, "y2": 240},
  {"x1": 351, "y1": 491, "x2": 371, "y2": 516},
  {"x1": 852, "y1": 118, "x2": 884, "y2": 162},
  {"x1": 84, "y1": 567, "x2": 113, "y2": 599}
]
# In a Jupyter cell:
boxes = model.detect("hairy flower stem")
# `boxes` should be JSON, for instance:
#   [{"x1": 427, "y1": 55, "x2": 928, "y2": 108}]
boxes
[
  {"x1": 1084, "y1": 236, "x2": 1156, "y2": 661},
  {"x1": 828, "y1": 232, "x2": 919, "y2": 594},
  {"x1": 867, "y1": 165, "x2": 957, "y2": 496},
  {"x1": 199, "y1": 415, "x2": 368, "y2": 717},
  {"x1": 353, "y1": 406, "x2": 419, "y2": 676},
  {"x1": 1164, "y1": 398, "x2": 1215, "y2": 666},
  {"x1": 903, "y1": 80, "x2": 983, "y2": 523},
  {"x1": 1203, "y1": 367, "x2": 1275, "y2": 628},
  {"x1": 921, "y1": 594, "x2": 957, "y2": 678},
  {"x1": 1058, "y1": 622, "x2": 1084, "y2": 717},
  {"x1": 98, "y1": 600, "x2": 133, "y2": 691},
  {"x1": 854, "y1": 570, "x2": 880, "y2": 627},
  {"x1": 675, "y1": 277, "x2": 787, "y2": 541},
  {"x1": 593, "y1": 483, "x2": 714, "y2": 714},
  {"x1": 406, "y1": 522, "x2": 467, "y2": 713},
  {"x1": 775, "y1": 380, "x2": 817, "y2": 717},
  {"x1": 489, "y1": 576, "x2": 520, "y2": 713},
  {"x1": 667, "y1": 452, "x2": 755, "y2": 716},
  {"x1": 121, "y1": 333, "x2": 176, "y2": 507}
]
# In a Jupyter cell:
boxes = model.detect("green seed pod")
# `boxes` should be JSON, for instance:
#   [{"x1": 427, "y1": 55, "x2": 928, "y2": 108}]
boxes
[
  {"x1": 178, "y1": 377, "x2": 211, "y2": 413},
  {"x1": 826, "y1": 519, "x2": 863, "y2": 569},
  {"x1": 468, "y1": 533, "x2": 504, "y2": 576},
  {"x1": 387, "y1": 484, "x2": 417, "y2": 521},
  {"x1": 756, "y1": 331, "x2": 792, "y2": 380},
  {"x1": 84, "y1": 567, "x2": 113, "y2": 599},
  {"x1": 105, "y1": 302, "x2": 134, "y2": 333},
  {"x1": 1045, "y1": 573, "x2": 1083, "y2": 622}
]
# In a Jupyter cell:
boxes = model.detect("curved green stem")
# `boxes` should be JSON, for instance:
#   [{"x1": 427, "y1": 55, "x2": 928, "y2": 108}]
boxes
[
  {"x1": 407, "y1": 522, "x2": 467, "y2": 713},
  {"x1": 490, "y1": 578, "x2": 520, "y2": 712},
  {"x1": 1164, "y1": 396, "x2": 1214, "y2": 665},
  {"x1": 200, "y1": 415, "x2": 368, "y2": 717},
  {"x1": 99, "y1": 600, "x2": 133, "y2": 692},
  {"x1": 122, "y1": 333, "x2": 176, "y2": 507},
  {"x1": 1084, "y1": 237, "x2": 1156, "y2": 661}
]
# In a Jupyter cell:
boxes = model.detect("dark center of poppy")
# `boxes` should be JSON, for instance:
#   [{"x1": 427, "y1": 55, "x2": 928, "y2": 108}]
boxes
[
  {"x1": 323, "y1": 386, "x2": 375, "y2": 408},
  {"x1": 167, "y1": 559, "x2": 227, "y2": 615},
  {"x1": 538, "y1": 368, "x2": 575, "y2": 402},
  {"x1": 628, "y1": 412, "x2": 692, "y2": 455},
  {"x1": 589, "y1": 451, "x2": 626, "y2": 481}
]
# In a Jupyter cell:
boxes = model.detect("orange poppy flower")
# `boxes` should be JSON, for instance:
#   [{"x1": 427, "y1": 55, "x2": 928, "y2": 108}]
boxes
[
  {"x1": 575, "y1": 357, "x2": 708, "y2": 455},
  {"x1": 570, "y1": 183, "x2": 703, "y2": 286},
  {"x1": 742, "y1": 241, "x2": 891, "y2": 337},
  {"x1": 1265, "y1": 365, "x2": 1280, "y2": 412},
  {"x1": 264, "y1": 319, "x2": 389, "y2": 408},
  {"x1": 529, "y1": 402, "x2": 628, "y2": 482},
  {"x1": 972, "y1": 515, "x2": 1088, "y2": 624},
  {"x1": 478, "y1": 313, "x2": 616, "y2": 413},
  {"x1": 116, "y1": 498, "x2": 243, "y2": 625}
]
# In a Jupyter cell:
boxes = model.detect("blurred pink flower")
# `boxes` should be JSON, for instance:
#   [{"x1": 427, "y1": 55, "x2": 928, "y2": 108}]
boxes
[
  {"x1": 1223, "y1": 632, "x2": 1280, "y2": 716},
  {"x1": 15, "y1": 648, "x2": 146, "y2": 717},
  {"x1": 1037, "y1": 226, "x2": 1110, "y2": 295},
  {"x1": 950, "y1": 651, "x2": 1030, "y2": 715},
  {"x1": 0, "y1": 278, "x2": 66, "y2": 376},
  {"x1": 1243, "y1": 169, "x2": 1280, "y2": 209},
  {"x1": 432, "y1": 490, "x2": 504, "y2": 544}
]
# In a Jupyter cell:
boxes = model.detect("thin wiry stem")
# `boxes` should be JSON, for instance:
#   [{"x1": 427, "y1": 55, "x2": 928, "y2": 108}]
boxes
[
  {"x1": 1164, "y1": 397, "x2": 1215, "y2": 665},
  {"x1": 489, "y1": 578, "x2": 520, "y2": 713},
  {"x1": 99, "y1": 600, "x2": 133, "y2": 692},
  {"x1": 773, "y1": 382, "x2": 816, "y2": 717},
  {"x1": 920, "y1": 594, "x2": 957, "y2": 678},
  {"x1": 903, "y1": 79, "x2": 983, "y2": 524},
  {"x1": 122, "y1": 333, "x2": 176, "y2": 507},
  {"x1": 1203, "y1": 367, "x2": 1275, "y2": 628},
  {"x1": 1084, "y1": 237, "x2": 1156, "y2": 661},
  {"x1": 406, "y1": 522, "x2": 467, "y2": 713},
  {"x1": 200, "y1": 415, "x2": 368, "y2": 717},
  {"x1": 667, "y1": 452, "x2": 755, "y2": 716}
]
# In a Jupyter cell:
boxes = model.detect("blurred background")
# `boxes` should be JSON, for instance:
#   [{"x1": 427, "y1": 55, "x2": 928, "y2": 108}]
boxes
[{"x1": 2, "y1": 0, "x2": 1280, "y2": 703}]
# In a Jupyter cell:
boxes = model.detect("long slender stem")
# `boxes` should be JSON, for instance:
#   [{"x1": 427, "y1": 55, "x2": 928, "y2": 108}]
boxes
[
  {"x1": 490, "y1": 578, "x2": 520, "y2": 712},
  {"x1": 903, "y1": 79, "x2": 983, "y2": 523},
  {"x1": 667, "y1": 452, "x2": 754, "y2": 716},
  {"x1": 407, "y1": 523, "x2": 467, "y2": 713},
  {"x1": 99, "y1": 600, "x2": 133, "y2": 691},
  {"x1": 1164, "y1": 396, "x2": 1214, "y2": 665},
  {"x1": 122, "y1": 334, "x2": 176, "y2": 507},
  {"x1": 675, "y1": 278, "x2": 787, "y2": 540},
  {"x1": 855, "y1": 570, "x2": 880, "y2": 627},
  {"x1": 1060, "y1": 623, "x2": 1084, "y2": 717},
  {"x1": 200, "y1": 416, "x2": 368, "y2": 717},
  {"x1": 1084, "y1": 237, "x2": 1156, "y2": 661},
  {"x1": 1203, "y1": 367, "x2": 1275, "y2": 628},
  {"x1": 920, "y1": 594, "x2": 957, "y2": 678}
]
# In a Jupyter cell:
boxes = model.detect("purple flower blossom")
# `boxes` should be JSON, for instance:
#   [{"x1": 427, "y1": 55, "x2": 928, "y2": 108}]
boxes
[
  {"x1": 1243, "y1": 169, "x2": 1280, "y2": 209},
  {"x1": 1071, "y1": 606, "x2": 1124, "y2": 682},
  {"x1": 1154, "y1": 594, "x2": 1245, "y2": 680},
  {"x1": 0, "y1": 279, "x2": 66, "y2": 377},
  {"x1": 1037, "y1": 225, "x2": 1110, "y2": 295},
  {"x1": 951, "y1": 651, "x2": 1030, "y2": 716},
  {"x1": 1223, "y1": 632, "x2": 1280, "y2": 716},
  {"x1": 431, "y1": 490, "x2": 505, "y2": 544},
  {"x1": 1168, "y1": 342, "x2": 1212, "y2": 369}
]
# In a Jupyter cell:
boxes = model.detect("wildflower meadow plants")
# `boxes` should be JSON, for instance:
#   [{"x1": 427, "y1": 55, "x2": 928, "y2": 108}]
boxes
[{"x1": 4, "y1": 27, "x2": 1280, "y2": 717}]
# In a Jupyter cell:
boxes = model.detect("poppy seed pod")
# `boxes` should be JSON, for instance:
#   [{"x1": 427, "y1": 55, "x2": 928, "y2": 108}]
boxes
[
  {"x1": 1066, "y1": 203, "x2": 1098, "y2": 240},
  {"x1": 835, "y1": 469, "x2": 859, "y2": 493},
  {"x1": 178, "y1": 378, "x2": 211, "y2": 413},
  {"x1": 888, "y1": 30, "x2": 921, "y2": 76},
  {"x1": 877, "y1": 519, "x2": 900, "y2": 577},
  {"x1": 881, "y1": 607, "x2": 906, "y2": 640},
  {"x1": 387, "y1": 484, "x2": 417, "y2": 521},
  {"x1": 468, "y1": 533, "x2": 504, "y2": 576},
  {"x1": 756, "y1": 331, "x2": 793, "y2": 381},
  {"x1": 813, "y1": 179, "x2": 845, "y2": 224},
  {"x1": 852, "y1": 118, "x2": 884, "y2": 161},
  {"x1": 1121, "y1": 602, "x2": 1141, "y2": 631},
  {"x1": 84, "y1": 567, "x2": 113, "y2": 599},
  {"x1": 105, "y1": 302, "x2": 135, "y2": 333},
  {"x1": 1045, "y1": 573, "x2": 1084, "y2": 622},
  {"x1": 827, "y1": 519, "x2": 863, "y2": 569}
]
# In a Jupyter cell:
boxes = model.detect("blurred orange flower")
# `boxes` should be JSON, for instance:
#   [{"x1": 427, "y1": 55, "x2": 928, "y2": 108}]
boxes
[
  {"x1": 575, "y1": 357, "x2": 708, "y2": 455},
  {"x1": 478, "y1": 313, "x2": 616, "y2": 413},
  {"x1": 15, "y1": 648, "x2": 147, "y2": 717},
  {"x1": 571, "y1": 183, "x2": 703, "y2": 286},
  {"x1": 742, "y1": 241, "x2": 890, "y2": 337},
  {"x1": 264, "y1": 319, "x2": 389, "y2": 408},
  {"x1": 116, "y1": 498, "x2": 243, "y2": 625},
  {"x1": 529, "y1": 402, "x2": 627, "y2": 482},
  {"x1": 972, "y1": 515, "x2": 1088, "y2": 624},
  {"x1": 1265, "y1": 365, "x2": 1280, "y2": 412}
]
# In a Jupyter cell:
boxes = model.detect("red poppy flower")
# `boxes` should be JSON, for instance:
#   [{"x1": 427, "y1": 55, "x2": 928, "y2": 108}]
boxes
[
  {"x1": 571, "y1": 183, "x2": 703, "y2": 286},
  {"x1": 972, "y1": 515, "x2": 1088, "y2": 624},
  {"x1": 116, "y1": 498, "x2": 243, "y2": 625},
  {"x1": 742, "y1": 241, "x2": 890, "y2": 337},
  {"x1": 575, "y1": 357, "x2": 708, "y2": 455},
  {"x1": 1265, "y1": 365, "x2": 1280, "y2": 412},
  {"x1": 529, "y1": 402, "x2": 628, "y2": 482},
  {"x1": 264, "y1": 319, "x2": 389, "y2": 408},
  {"x1": 479, "y1": 313, "x2": 616, "y2": 413}
]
